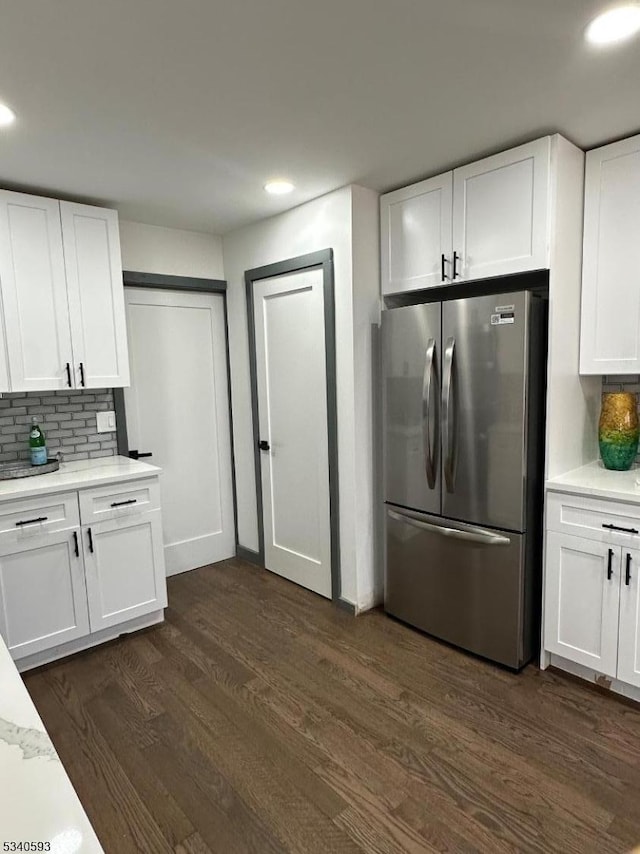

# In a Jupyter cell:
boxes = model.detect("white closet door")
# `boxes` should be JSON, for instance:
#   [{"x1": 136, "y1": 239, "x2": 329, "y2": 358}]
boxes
[
  {"x1": 124, "y1": 288, "x2": 235, "y2": 575},
  {"x1": 0, "y1": 191, "x2": 73, "y2": 391},
  {"x1": 253, "y1": 269, "x2": 332, "y2": 599},
  {"x1": 61, "y1": 202, "x2": 130, "y2": 388},
  {"x1": 452, "y1": 137, "x2": 551, "y2": 281}
]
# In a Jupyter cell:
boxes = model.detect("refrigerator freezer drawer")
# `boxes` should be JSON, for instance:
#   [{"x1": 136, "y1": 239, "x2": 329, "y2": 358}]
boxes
[{"x1": 385, "y1": 505, "x2": 526, "y2": 668}]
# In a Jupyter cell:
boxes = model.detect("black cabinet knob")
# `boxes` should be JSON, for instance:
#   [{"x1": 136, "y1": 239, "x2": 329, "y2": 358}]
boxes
[{"x1": 258, "y1": 440, "x2": 270, "y2": 451}]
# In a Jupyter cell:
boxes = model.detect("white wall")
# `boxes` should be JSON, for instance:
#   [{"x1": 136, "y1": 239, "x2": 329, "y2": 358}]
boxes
[
  {"x1": 223, "y1": 186, "x2": 380, "y2": 609},
  {"x1": 119, "y1": 220, "x2": 224, "y2": 279}
]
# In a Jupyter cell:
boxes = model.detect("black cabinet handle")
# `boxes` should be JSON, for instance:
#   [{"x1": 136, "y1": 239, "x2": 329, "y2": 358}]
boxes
[
  {"x1": 87, "y1": 527, "x2": 94, "y2": 554},
  {"x1": 258, "y1": 440, "x2": 270, "y2": 451},
  {"x1": 65, "y1": 362, "x2": 72, "y2": 387},
  {"x1": 441, "y1": 253, "x2": 447, "y2": 283},
  {"x1": 626, "y1": 553, "x2": 632, "y2": 586},
  {"x1": 79, "y1": 362, "x2": 86, "y2": 387},
  {"x1": 111, "y1": 499, "x2": 137, "y2": 508},
  {"x1": 15, "y1": 516, "x2": 48, "y2": 527},
  {"x1": 129, "y1": 450, "x2": 153, "y2": 460},
  {"x1": 607, "y1": 548, "x2": 614, "y2": 580},
  {"x1": 73, "y1": 531, "x2": 79, "y2": 557},
  {"x1": 452, "y1": 251, "x2": 461, "y2": 280},
  {"x1": 602, "y1": 523, "x2": 639, "y2": 534}
]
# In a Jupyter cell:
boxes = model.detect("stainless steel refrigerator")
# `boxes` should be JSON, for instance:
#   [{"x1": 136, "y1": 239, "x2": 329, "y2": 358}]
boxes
[{"x1": 382, "y1": 288, "x2": 547, "y2": 669}]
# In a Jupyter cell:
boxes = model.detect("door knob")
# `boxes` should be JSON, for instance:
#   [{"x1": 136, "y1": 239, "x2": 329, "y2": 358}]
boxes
[{"x1": 258, "y1": 440, "x2": 270, "y2": 451}]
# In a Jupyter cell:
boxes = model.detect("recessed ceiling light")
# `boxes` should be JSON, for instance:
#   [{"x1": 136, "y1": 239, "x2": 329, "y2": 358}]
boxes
[
  {"x1": 264, "y1": 180, "x2": 294, "y2": 195},
  {"x1": 0, "y1": 103, "x2": 16, "y2": 127},
  {"x1": 586, "y1": 4, "x2": 640, "y2": 44}
]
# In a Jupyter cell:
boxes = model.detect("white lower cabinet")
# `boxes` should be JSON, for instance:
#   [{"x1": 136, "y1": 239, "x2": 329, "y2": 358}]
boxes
[
  {"x1": 544, "y1": 532, "x2": 620, "y2": 676},
  {"x1": 545, "y1": 491, "x2": 640, "y2": 692},
  {"x1": 0, "y1": 529, "x2": 89, "y2": 659},
  {"x1": 0, "y1": 474, "x2": 167, "y2": 666},
  {"x1": 83, "y1": 510, "x2": 167, "y2": 632},
  {"x1": 617, "y1": 546, "x2": 640, "y2": 688}
]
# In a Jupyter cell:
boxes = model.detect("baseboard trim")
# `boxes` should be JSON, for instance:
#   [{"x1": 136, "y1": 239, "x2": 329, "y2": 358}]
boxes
[
  {"x1": 548, "y1": 652, "x2": 640, "y2": 704},
  {"x1": 236, "y1": 545, "x2": 263, "y2": 567},
  {"x1": 15, "y1": 610, "x2": 165, "y2": 673},
  {"x1": 337, "y1": 597, "x2": 357, "y2": 616}
]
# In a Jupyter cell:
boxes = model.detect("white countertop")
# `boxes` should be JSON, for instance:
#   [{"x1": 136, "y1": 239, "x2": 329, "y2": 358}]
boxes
[
  {"x1": 0, "y1": 635, "x2": 103, "y2": 852},
  {"x1": 0, "y1": 456, "x2": 161, "y2": 502},
  {"x1": 546, "y1": 460, "x2": 640, "y2": 503}
]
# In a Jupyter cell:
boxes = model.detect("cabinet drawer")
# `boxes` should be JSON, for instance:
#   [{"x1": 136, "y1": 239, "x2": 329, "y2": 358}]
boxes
[
  {"x1": 546, "y1": 490, "x2": 640, "y2": 545},
  {"x1": 79, "y1": 477, "x2": 160, "y2": 524},
  {"x1": 0, "y1": 492, "x2": 79, "y2": 540}
]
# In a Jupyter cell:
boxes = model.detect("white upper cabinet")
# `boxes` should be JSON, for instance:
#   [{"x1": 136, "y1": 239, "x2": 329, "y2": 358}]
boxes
[
  {"x1": 381, "y1": 137, "x2": 552, "y2": 296},
  {"x1": 61, "y1": 202, "x2": 130, "y2": 388},
  {"x1": 452, "y1": 137, "x2": 551, "y2": 282},
  {"x1": 0, "y1": 192, "x2": 130, "y2": 392},
  {"x1": 0, "y1": 191, "x2": 73, "y2": 391},
  {"x1": 381, "y1": 173, "x2": 453, "y2": 294},
  {"x1": 580, "y1": 134, "x2": 640, "y2": 375}
]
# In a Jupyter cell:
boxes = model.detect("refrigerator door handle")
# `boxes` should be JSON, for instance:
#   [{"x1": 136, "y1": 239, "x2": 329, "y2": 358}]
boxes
[
  {"x1": 422, "y1": 339, "x2": 438, "y2": 489},
  {"x1": 442, "y1": 336, "x2": 456, "y2": 493},
  {"x1": 388, "y1": 509, "x2": 511, "y2": 546}
]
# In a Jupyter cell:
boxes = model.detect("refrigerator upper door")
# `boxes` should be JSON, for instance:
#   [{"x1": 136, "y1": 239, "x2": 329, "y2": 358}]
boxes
[
  {"x1": 442, "y1": 290, "x2": 530, "y2": 532},
  {"x1": 382, "y1": 302, "x2": 441, "y2": 516}
]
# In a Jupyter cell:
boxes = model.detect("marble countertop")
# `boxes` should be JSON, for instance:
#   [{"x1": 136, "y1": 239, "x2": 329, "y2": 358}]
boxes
[
  {"x1": 546, "y1": 460, "x2": 640, "y2": 503},
  {"x1": 0, "y1": 456, "x2": 161, "y2": 502},
  {"x1": 0, "y1": 635, "x2": 103, "y2": 852}
]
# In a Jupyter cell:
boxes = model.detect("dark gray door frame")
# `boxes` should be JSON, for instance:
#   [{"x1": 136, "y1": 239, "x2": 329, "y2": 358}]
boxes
[
  {"x1": 114, "y1": 270, "x2": 239, "y2": 548},
  {"x1": 245, "y1": 249, "x2": 342, "y2": 603}
]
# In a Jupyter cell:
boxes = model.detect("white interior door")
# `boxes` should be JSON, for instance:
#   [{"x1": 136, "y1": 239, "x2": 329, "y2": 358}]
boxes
[
  {"x1": 124, "y1": 288, "x2": 235, "y2": 575},
  {"x1": 253, "y1": 269, "x2": 332, "y2": 599}
]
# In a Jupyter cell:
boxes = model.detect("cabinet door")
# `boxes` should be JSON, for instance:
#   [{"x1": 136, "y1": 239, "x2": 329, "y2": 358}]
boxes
[
  {"x1": 544, "y1": 532, "x2": 620, "y2": 676},
  {"x1": 83, "y1": 510, "x2": 167, "y2": 632},
  {"x1": 617, "y1": 547, "x2": 640, "y2": 687},
  {"x1": 580, "y1": 135, "x2": 640, "y2": 375},
  {"x1": 0, "y1": 191, "x2": 73, "y2": 391},
  {"x1": 381, "y1": 173, "x2": 453, "y2": 295},
  {"x1": 452, "y1": 137, "x2": 550, "y2": 281},
  {"x1": 0, "y1": 529, "x2": 89, "y2": 660},
  {"x1": 61, "y1": 202, "x2": 130, "y2": 388}
]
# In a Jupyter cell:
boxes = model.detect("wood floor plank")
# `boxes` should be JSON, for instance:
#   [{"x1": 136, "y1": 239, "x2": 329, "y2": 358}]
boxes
[{"x1": 22, "y1": 558, "x2": 640, "y2": 854}]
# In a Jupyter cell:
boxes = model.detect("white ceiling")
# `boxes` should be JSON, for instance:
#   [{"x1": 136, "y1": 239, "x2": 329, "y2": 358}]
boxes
[{"x1": 0, "y1": 0, "x2": 638, "y2": 234}]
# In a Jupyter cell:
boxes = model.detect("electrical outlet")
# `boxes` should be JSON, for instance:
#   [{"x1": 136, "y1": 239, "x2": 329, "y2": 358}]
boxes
[{"x1": 96, "y1": 411, "x2": 117, "y2": 433}]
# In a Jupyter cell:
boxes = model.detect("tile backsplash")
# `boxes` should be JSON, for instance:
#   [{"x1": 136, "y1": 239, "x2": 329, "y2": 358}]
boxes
[{"x1": 0, "y1": 390, "x2": 117, "y2": 463}]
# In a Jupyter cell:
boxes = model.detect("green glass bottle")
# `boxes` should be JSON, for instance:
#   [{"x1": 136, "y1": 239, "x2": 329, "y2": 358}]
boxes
[{"x1": 29, "y1": 416, "x2": 48, "y2": 466}]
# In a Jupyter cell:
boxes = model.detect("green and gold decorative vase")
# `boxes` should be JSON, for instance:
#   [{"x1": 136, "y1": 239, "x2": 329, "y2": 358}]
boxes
[{"x1": 599, "y1": 392, "x2": 639, "y2": 471}]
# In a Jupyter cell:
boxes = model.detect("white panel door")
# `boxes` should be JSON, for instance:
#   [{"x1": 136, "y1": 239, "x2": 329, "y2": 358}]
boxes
[
  {"x1": 617, "y1": 547, "x2": 640, "y2": 687},
  {"x1": 0, "y1": 529, "x2": 89, "y2": 660},
  {"x1": 61, "y1": 201, "x2": 130, "y2": 388},
  {"x1": 254, "y1": 269, "x2": 332, "y2": 598},
  {"x1": 580, "y1": 135, "x2": 640, "y2": 375},
  {"x1": 83, "y1": 511, "x2": 167, "y2": 632},
  {"x1": 452, "y1": 137, "x2": 550, "y2": 281},
  {"x1": 381, "y1": 172, "x2": 453, "y2": 294},
  {"x1": 544, "y1": 532, "x2": 620, "y2": 676},
  {"x1": 124, "y1": 289, "x2": 235, "y2": 575},
  {"x1": 0, "y1": 191, "x2": 73, "y2": 391}
]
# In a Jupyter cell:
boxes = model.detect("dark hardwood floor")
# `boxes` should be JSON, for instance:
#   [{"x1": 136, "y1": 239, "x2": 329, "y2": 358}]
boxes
[{"x1": 23, "y1": 558, "x2": 640, "y2": 853}]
